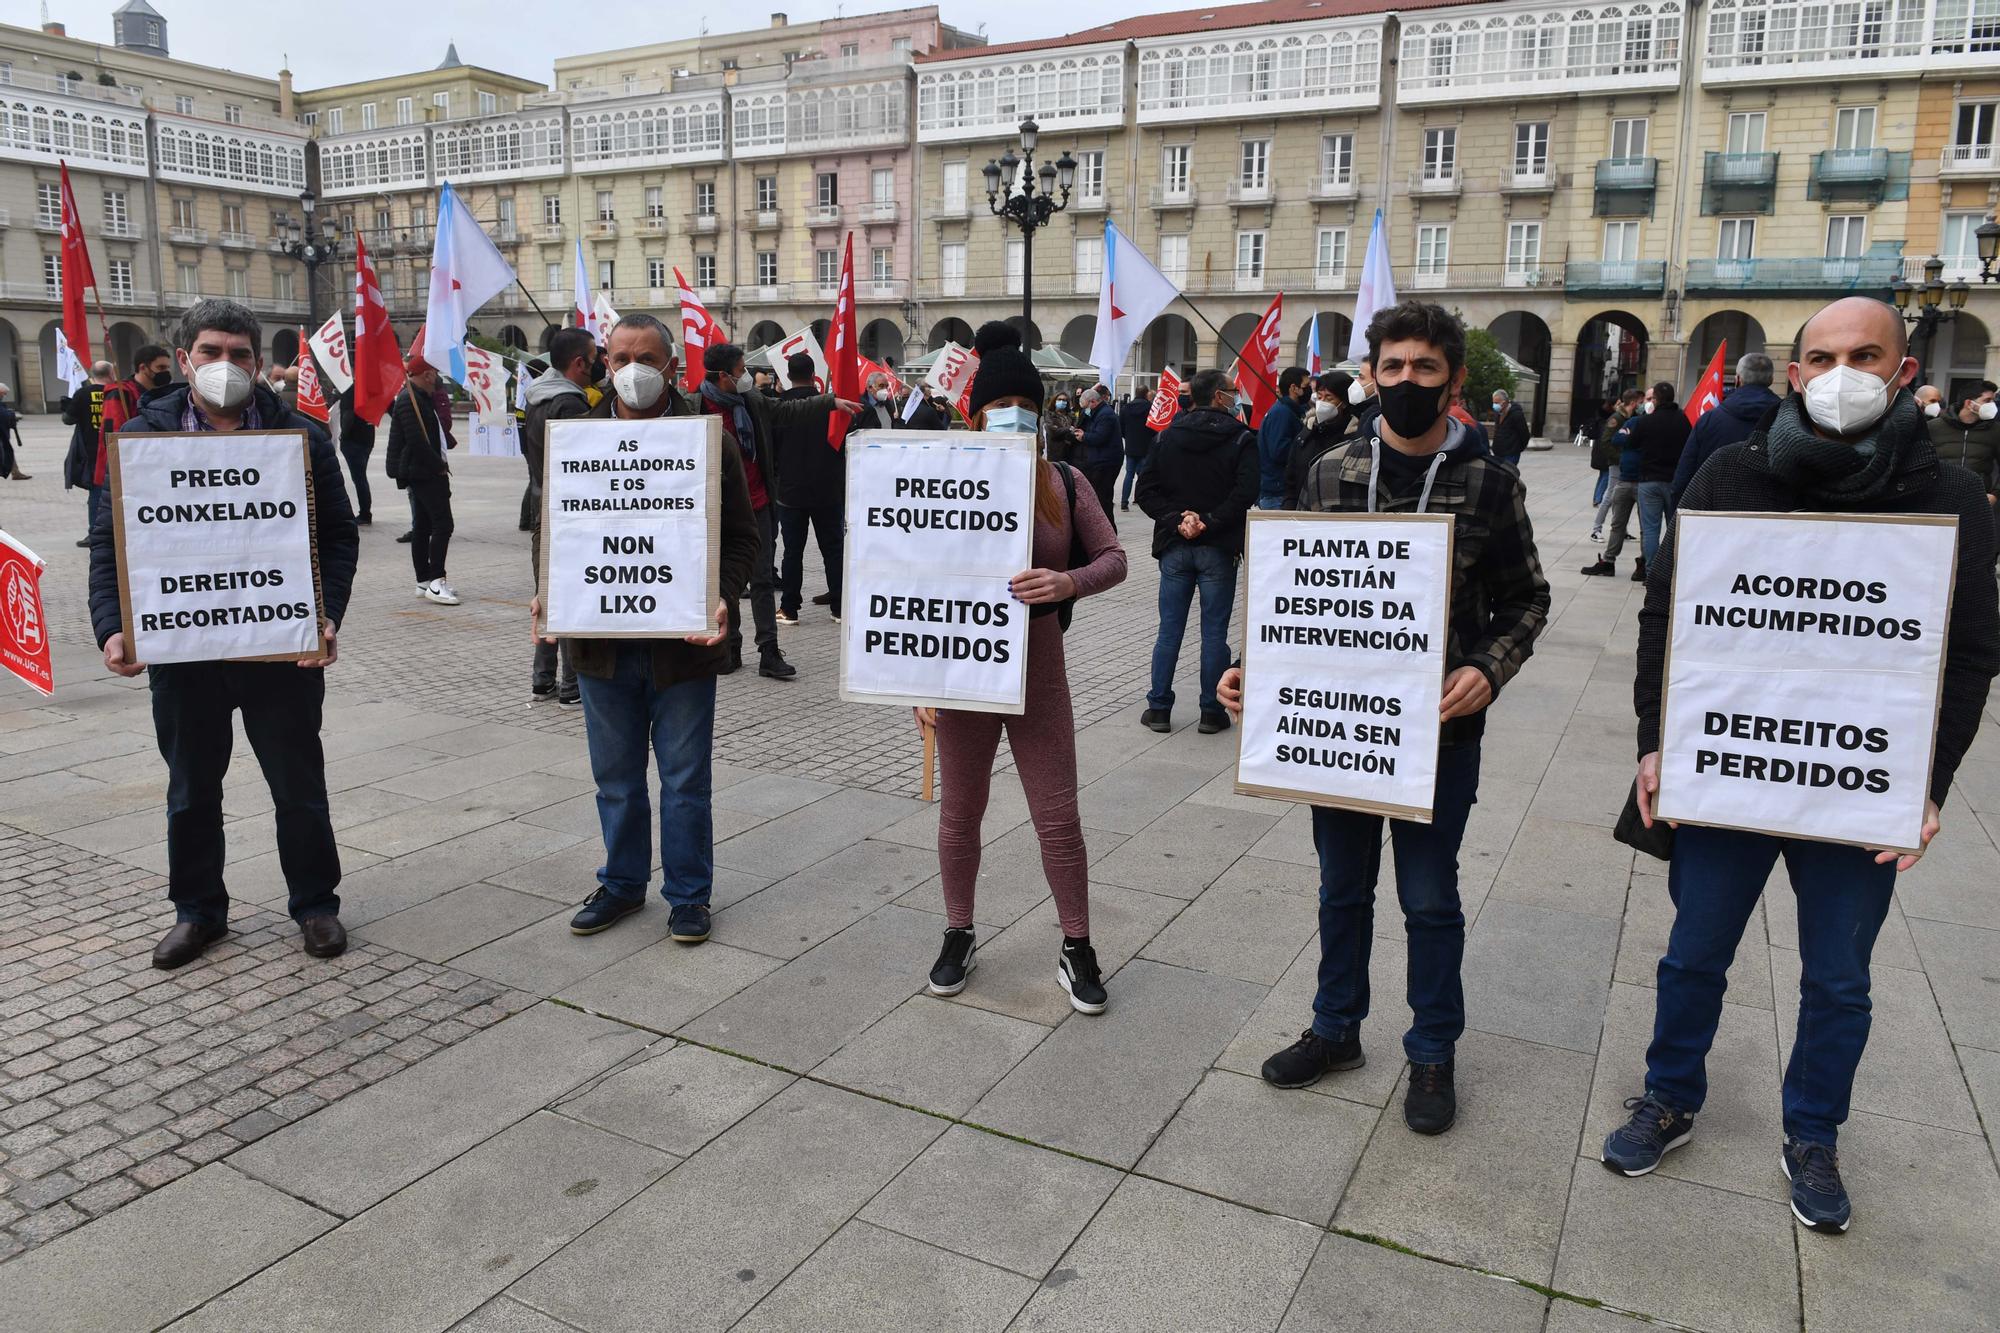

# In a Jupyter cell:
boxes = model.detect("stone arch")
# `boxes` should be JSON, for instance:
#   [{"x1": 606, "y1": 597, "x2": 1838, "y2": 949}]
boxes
[
  {"x1": 497, "y1": 324, "x2": 530, "y2": 353},
  {"x1": 1217, "y1": 312, "x2": 1262, "y2": 371},
  {"x1": 1059, "y1": 315, "x2": 1097, "y2": 371},
  {"x1": 36, "y1": 321, "x2": 66, "y2": 409},
  {"x1": 271, "y1": 327, "x2": 301, "y2": 368},
  {"x1": 0, "y1": 318, "x2": 20, "y2": 408},
  {"x1": 860, "y1": 318, "x2": 905, "y2": 367},
  {"x1": 1938, "y1": 312, "x2": 1991, "y2": 402},
  {"x1": 1004, "y1": 315, "x2": 1041, "y2": 350},
  {"x1": 1142, "y1": 312, "x2": 1199, "y2": 379},
  {"x1": 746, "y1": 320, "x2": 786, "y2": 352},
  {"x1": 1572, "y1": 310, "x2": 1649, "y2": 425},
  {"x1": 1294, "y1": 313, "x2": 1353, "y2": 371},
  {"x1": 1683, "y1": 310, "x2": 1766, "y2": 391},
  {"x1": 929, "y1": 317, "x2": 974, "y2": 350},
  {"x1": 1487, "y1": 310, "x2": 1553, "y2": 434},
  {"x1": 106, "y1": 322, "x2": 150, "y2": 377}
]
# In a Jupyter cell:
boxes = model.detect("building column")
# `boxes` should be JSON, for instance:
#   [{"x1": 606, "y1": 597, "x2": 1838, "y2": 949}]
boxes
[
  {"x1": 1645, "y1": 339, "x2": 1687, "y2": 391},
  {"x1": 1544, "y1": 341, "x2": 1578, "y2": 436}
]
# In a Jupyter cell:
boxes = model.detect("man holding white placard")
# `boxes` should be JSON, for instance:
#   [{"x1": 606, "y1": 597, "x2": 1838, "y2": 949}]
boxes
[
  {"x1": 1605, "y1": 296, "x2": 2000, "y2": 1236},
  {"x1": 1218, "y1": 301, "x2": 1550, "y2": 1137},
  {"x1": 90, "y1": 299, "x2": 359, "y2": 972}
]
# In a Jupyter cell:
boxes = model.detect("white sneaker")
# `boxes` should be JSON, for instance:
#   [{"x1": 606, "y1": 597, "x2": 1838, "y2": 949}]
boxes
[
  {"x1": 1589, "y1": 528, "x2": 1604, "y2": 543},
  {"x1": 414, "y1": 583, "x2": 428, "y2": 598},
  {"x1": 422, "y1": 579, "x2": 461, "y2": 606}
]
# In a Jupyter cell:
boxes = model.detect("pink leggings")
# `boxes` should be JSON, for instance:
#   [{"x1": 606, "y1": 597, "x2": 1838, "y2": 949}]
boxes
[{"x1": 935, "y1": 620, "x2": 1090, "y2": 937}]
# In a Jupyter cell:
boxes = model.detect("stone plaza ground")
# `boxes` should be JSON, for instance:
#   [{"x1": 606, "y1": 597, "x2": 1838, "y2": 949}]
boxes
[{"x1": 0, "y1": 414, "x2": 1997, "y2": 1332}]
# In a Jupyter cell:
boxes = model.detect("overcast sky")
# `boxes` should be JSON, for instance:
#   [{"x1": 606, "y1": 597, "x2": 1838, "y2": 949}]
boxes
[{"x1": 14, "y1": 1, "x2": 1135, "y2": 88}]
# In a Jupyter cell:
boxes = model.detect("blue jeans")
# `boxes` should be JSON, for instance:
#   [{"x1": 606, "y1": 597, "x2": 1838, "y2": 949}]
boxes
[
  {"x1": 1310, "y1": 743, "x2": 1481, "y2": 1062},
  {"x1": 1147, "y1": 542, "x2": 1236, "y2": 714},
  {"x1": 577, "y1": 643, "x2": 717, "y2": 908},
  {"x1": 1592, "y1": 467, "x2": 1611, "y2": 506},
  {"x1": 1647, "y1": 824, "x2": 1894, "y2": 1145},
  {"x1": 1637, "y1": 480, "x2": 1671, "y2": 565},
  {"x1": 1119, "y1": 455, "x2": 1145, "y2": 506}
]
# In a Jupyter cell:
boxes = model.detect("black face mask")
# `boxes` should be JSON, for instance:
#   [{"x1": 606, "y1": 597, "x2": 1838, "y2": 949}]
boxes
[{"x1": 1376, "y1": 379, "x2": 1450, "y2": 441}]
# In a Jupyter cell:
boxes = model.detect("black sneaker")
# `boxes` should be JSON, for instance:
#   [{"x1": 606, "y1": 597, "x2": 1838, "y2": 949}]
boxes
[
  {"x1": 1580, "y1": 558, "x2": 1615, "y2": 576},
  {"x1": 1198, "y1": 709, "x2": 1230, "y2": 735},
  {"x1": 356, "y1": 513, "x2": 372, "y2": 526},
  {"x1": 927, "y1": 927, "x2": 977, "y2": 996},
  {"x1": 1601, "y1": 1093, "x2": 1695, "y2": 1176},
  {"x1": 1058, "y1": 940, "x2": 1107, "y2": 1015},
  {"x1": 1630, "y1": 558, "x2": 1647, "y2": 582},
  {"x1": 558, "y1": 688, "x2": 581, "y2": 708},
  {"x1": 532, "y1": 682, "x2": 557, "y2": 702},
  {"x1": 758, "y1": 650, "x2": 797, "y2": 680},
  {"x1": 1404, "y1": 1058, "x2": 1456, "y2": 1135},
  {"x1": 669, "y1": 903, "x2": 711, "y2": 944},
  {"x1": 1140, "y1": 708, "x2": 1171, "y2": 733},
  {"x1": 1782, "y1": 1138, "x2": 1851, "y2": 1233},
  {"x1": 812, "y1": 591, "x2": 834, "y2": 606},
  {"x1": 1261, "y1": 1029, "x2": 1365, "y2": 1089},
  {"x1": 571, "y1": 887, "x2": 643, "y2": 935},
  {"x1": 396, "y1": 529, "x2": 414, "y2": 543}
]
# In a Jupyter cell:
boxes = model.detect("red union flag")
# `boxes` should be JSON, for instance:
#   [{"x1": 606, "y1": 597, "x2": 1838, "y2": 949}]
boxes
[
  {"x1": 675, "y1": 267, "x2": 724, "y2": 393},
  {"x1": 924, "y1": 342, "x2": 980, "y2": 418},
  {"x1": 1147, "y1": 367, "x2": 1184, "y2": 432},
  {"x1": 0, "y1": 530, "x2": 53, "y2": 697},
  {"x1": 352, "y1": 233, "x2": 405, "y2": 423},
  {"x1": 1235, "y1": 293, "x2": 1284, "y2": 429},
  {"x1": 1687, "y1": 341, "x2": 1728, "y2": 426},
  {"x1": 56, "y1": 161, "x2": 96, "y2": 389},
  {"x1": 293, "y1": 338, "x2": 330, "y2": 424},
  {"x1": 827, "y1": 233, "x2": 859, "y2": 446}
]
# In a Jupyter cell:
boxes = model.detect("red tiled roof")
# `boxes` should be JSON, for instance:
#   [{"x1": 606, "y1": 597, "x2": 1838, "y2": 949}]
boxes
[{"x1": 916, "y1": 0, "x2": 1484, "y2": 62}]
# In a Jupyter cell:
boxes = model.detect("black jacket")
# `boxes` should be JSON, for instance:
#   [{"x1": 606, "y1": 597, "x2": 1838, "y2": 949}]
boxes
[
  {"x1": 1283, "y1": 409, "x2": 1359, "y2": 509},
  {"x1": 903, "y1": 396, "x2": 947, "y2": 432},
  {"x1": 1637, "y1": 395, "x2": 1999, "y2": 806},
  {"x1": 1118, "y1": 399, "x2": 1153, "y2": 460},
  {"x1": 62, "y1": 381, "x2": 106, "y2": 490},
  {"x1": 384, "y1": 384, "x2": 448, "y2": 486},
  {"x1": 1492, "y1": 402, "x2": 1530, "y2": 459},
  {"x1": 1671, "y1": 385, "x2": 1780, "y2": 508},
  {"x1": 1081, "y1": 404, "x2": 1123, "y2": 469},
  {"x1": 1135, "y1": 407, "x2": 1259, "y2": 559},
  {"x1": 89, "y1": 382, "x2": 359, "y2": 647},
  {"x1": 1628, "y1": 405, "x2": 1693, "y2": 485},
  {"x1": 337, "y1": 386, "x2": 377, "y2": 454},
  {"x1": 769, "y1": 385, "x2": 843, "y2": 508}
]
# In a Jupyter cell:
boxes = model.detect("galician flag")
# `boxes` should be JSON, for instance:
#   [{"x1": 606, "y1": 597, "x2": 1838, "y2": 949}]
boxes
[
  {"x1": 574, "y1": 240, "x2": 601, "y2": 346},
  {"x1": 1088, "y1": 219, "x2": 1180, "y2": 387},
  {"x1": 421, "y1": 181, "x2": 516, "y2": 386},
  {"x1": 1307, "y1": 317, "x2": 1322, "y2": 375},
  {"x1": 1348, "y1": 208, "x2": 1397, "y2": 363}
]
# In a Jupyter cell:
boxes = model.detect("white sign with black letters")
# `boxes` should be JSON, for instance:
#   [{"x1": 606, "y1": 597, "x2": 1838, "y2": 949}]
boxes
[
  {"x1": 841, "y1": 431, "x2": 1036, "y2": 713},
  {"x1": 1655, "y1": 511, "x2": 1957, "y2": 854},
  {"x1": 1235, "y1": 512, "x2": 1454, "y2": 820},
  {"x1": 540, "y1": 416, "x2": 720, "y2": 638},
  {"x1": 109, "y1": 431, "x2": 326, "y2": 665}
]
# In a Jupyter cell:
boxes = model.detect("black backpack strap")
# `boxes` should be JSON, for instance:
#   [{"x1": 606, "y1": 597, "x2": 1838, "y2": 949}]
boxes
[{"x1": 1032, "y1": 463, "x2": 1085, "y2": 629}]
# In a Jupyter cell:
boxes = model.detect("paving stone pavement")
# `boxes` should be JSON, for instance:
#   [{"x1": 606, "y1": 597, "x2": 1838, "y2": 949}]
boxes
[{"x1": 2, "y1": 417, "x2": 1998, "y2": 1331}]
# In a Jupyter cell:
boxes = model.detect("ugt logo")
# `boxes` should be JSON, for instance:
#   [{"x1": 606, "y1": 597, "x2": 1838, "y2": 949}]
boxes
[{"x1": 3, "y1": 560, "x2": 42, "y2": 652}]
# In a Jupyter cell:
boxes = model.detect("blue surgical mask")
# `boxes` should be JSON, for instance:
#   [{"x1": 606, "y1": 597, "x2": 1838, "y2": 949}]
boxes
[{"x1": 984, "y1": 405, "x2": 1039, "y2": 434}]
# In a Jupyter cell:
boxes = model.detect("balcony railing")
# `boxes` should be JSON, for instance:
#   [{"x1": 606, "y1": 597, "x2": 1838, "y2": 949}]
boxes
[
  {"x1": 101, "y1": 287, "x2": 156, "y2": 306},
  {"x1": 1809, "y1": 148, "x2": 1892, "y2": 204},
  {"x1": 857, "y1": 200, "x2": 899, "y2": 225},
  {"x1": 860, "y1": 278, "x2": 908, "y2": 302},
  {"x1": 33, "y1": 214, "x2": 62, "y2": 234},
  {"x1": 689, "y1": 211, "x2": 722, "y2": 234},
  {"x1": 534, "y1": 223, "x2": 564, "y2": 243},
  {"x1": 1502, "y1": 168, "x2": 1554, "y2": 194},
  {"x1": 1940, "y1": 143, "x2": 1999, "y2": 176},
  {"x1": 3, "y1": 68, "x2": 144, "y2": 106},
  {"x1": 168, "y1": 226, "x2": 208, "y2": 245},
  {"x1": 101, "y1": 219, "x2": 141, "y2": 240},
  {"x1": 1684, "y1": 256, "x2": 1901, "y2": 294},
  {"x1": 218, "y1": 230, "x2": 257, "y2": 250},
  {"x1": 1564, "y1": 260, "x2": 1668, "y2": 294},
  {"x1": 745, "y1": 208, "x2": 781, "y2": 231},
  {"x1": 1149, "y1": 184, "x2": 1198, "y2": 209},
  {"x1": 806, "y1": 204, "x2": 843, "y2": 228},
  {"x1": 735, "y1": 283, "x2": 799, "y2": 303},
  {"x1": 1905, "y1": 254, "x2": 1984, "y2": 284},
  {"x1": 1410, "y1": 169, "x2": 1460, "y2": 197},
  {"x1": 1070, "y1": 192, "x2": 1108, "y2": 214},
  {"x1": 1702, "y1": 152, "x2": 1780, "y2": 214},
  {"x1": 1313, "y1": 267, "x2": 1349, "y2": 291},
  {"x1": 930, "y1": 196, "x2": 971, "y2": 220},
  {"x1": 1310, "y1": 175, "x2": 1359, "y2": 202},
  {"x1": 641, "y1": 214, "x2": 669, "y2": 233},
  {"x1": 1224, "y1": 179, "x2": 1274, "y2": 206},
  {"x1": 1596, "y1": 157, "x2": 1658, "y2": 191},
  {"x1": 588, "y1": 219, "x2": 618, "y2": 239}
]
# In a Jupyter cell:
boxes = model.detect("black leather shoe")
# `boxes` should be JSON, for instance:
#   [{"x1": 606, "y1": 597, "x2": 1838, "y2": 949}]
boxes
[
  {"x1": 152, "y1": 919, "x2": 226, "y2": 970},
  {"x1": 395, "y1": 529, "x2": 414, "y2": 543},
  {"x1": 299, "y1": 914, "x2": 347, "y2": 958},
  {"x1": 669, "y1": 903, "x2": 711, "y2": 943},
  {"x1": 811, "y1": 591, "x2": 834, "y2": 606},
  {"x1": 1140, "y1": 709, "x2": 1171, "y2": 733},
  {"x1": 571, "y1": 887, "x2": 644, "y2": 935},
  {"x1": 1404, "y1": 1058, "x2": 1457, "y2": 1135},
  {"x1": 758, "y1": 650, "x2": 797, "y2": 680},
  {"x1": 1262, "y1": 1029, "x2": 1365, "y2": 1089},
  {"x1": 1198, "y1": 710, "x2": 1231, "y2": 735}
]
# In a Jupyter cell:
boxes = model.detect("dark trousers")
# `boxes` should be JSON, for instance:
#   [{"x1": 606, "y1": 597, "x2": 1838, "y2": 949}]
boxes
[
  {"x1": 406, "y1": 476, "x2": 453, "y2": 583},
  {"x1": 340, "y1": 438, "x2": 373, "y2": 521},
  {"x1": 777, "y1": 500, "x2": 843, "y2": 616},
  {"x1": 87, "y1": 483, "x2": 107, "y2": 535},
  {"x1": 1310, "y1": 743, "x2": 1482, "y2": 1063},
  {"x1": 726, "y1": 504, "x2": 778, "y2": 657},
  {"x1": 1647, "y1": 825, "x2": 1895, "y2": 1145},
  {"x1": 1119, "y1": 455, "x2": 1146, "y2": 506},
  {"x1": 1083, "y1": 461, "x2": 1119, "y2": 524},
  {"x1": 149, "y1": 663, "x2": 340, "y2": 926}
]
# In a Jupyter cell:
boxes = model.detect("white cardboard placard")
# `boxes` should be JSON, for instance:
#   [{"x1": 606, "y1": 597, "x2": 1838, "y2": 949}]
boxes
[
  {"x1": 1655, "y1": 511, "x2": 1957, "y2": 855},
  {"x1": 840, "y1": 430, "x2": 1037, "y2": 714}
]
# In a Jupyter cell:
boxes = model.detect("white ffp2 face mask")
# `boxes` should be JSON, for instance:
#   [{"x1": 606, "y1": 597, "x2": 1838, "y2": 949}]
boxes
[
  {"x1": 1311, "y1": 399, "x2": 1339, "y2": 424},
  {"x1": 612, "y1": 363, "x2": 666, "y2": 411},
  {"x1": 1979, "y1": 400, "x2": 1998, "y2": 421},
  {"x1": 1801, "y1": 363, "x2": 1894, "y2": 436},
  {"x1": 1924, "y1": 401, "x2": 1943, "y2": 418},
  {"x1": 1347, "y1": 378, "x2": 1369, "y2": 406},
  {"x1": 192, "y1": 361, "x2": 254, "y2": 412}
]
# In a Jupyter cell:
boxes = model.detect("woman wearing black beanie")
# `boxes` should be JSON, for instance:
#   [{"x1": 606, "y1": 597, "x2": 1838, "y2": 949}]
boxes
[{"x1": 917, "y1": 322, "x2": 1129, "y2": 1014}]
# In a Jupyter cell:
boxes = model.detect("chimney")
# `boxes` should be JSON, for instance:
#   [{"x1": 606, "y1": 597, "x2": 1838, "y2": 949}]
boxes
[
  {"x1": 278, "y1": 69, "x2": 295, "y2": 118},
  {"x1": 42, "y1": 20, "x2": 66, "y2": 35},
  {"x1": 771, "y1": 12, "x2": 788, "y2": 27}
]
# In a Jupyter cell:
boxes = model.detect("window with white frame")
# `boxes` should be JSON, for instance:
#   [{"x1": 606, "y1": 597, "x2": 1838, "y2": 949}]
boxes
[
  {"x1": 596, "y1": 190, "x2": 615, "y2": 222},
  {"x1": 1398, "y1": 6, "x2": 1679, "y2": 92},
  {"x1": 434, "y1": 92, "x2": 450, "y2": 116},
  {"x1": 1834, "y1": 106, "x2": 1876, "y2": 151},
  {"x1": 816, "y1": 172, "x2": 838, "y2": 207},
  {"x1": 221, "y1": 203, "x2": 244, "y2": 235},
  {"x1": 1824, "y1": 215, "x2": 1867, "y2": 258},
  {"x1": 41, "y1": 252, "x2": 60, "y2": 299},
  {"x1": 1717, "y1": 216, "x2": 1757, "y2": 260},
  {"x1": 1415, "y1": 224, "x2": 1450, "y2": 284},
  {"x1": 1235, "y1": 230, "x2": 1267, "y2": 286},
  {"x1": 756, "y1": 176, "x2": 777, "y2": 211},
  {"x1": 1005, "y1": 238, "x2": 1024, "y2": 295},
  {"x1": 1506, "y1": 222, "x2": 1542, "y2": 280},
  {"x1": 872, "y1": 168, "x2": 894, "y2": 205},
  {"x1": 598, "y1": 260, "x2": 614, "y2": 289},
  {"x1": 1611, "y1": 117, "x2": 1648, "y2": 159},
  {"x1": 173, "y1": 94, "x2": 194, "y2": 115},
  {"x1": 395, "y1": 97, "x2": 413, "y2": 126},
  {"x1": 1321, "y1": 133, "x2": 1353, "y2": 186},
  {"x1": 177, "y1": 262, "x2": 198, "y2": 296},
  {"x1": 479, "y1": 92, "x2": 497, "y2": 115},
  {"x1": 695, "y1": 254, "x2": 716, "y2": 287},
  {"x1": 1603, "y1": 220, "x2": 1640, "y2": 262},
  {"x1": 107, "y1": 258, "x2": 133, "y2": 302},
  {"x1": 496, "y1": 197, "x2": 515, "y2": 237},
  {"x1": 225, "y1": 268, "x2": 249, "y2": 300},
  {"x1": 1139, "y1": 30, "x2": 1381, "y2": 112},
  {"x1": 696, "y1": 181, "x2": 716, "y2": 216},
  {"x1": 1076, "y1": 150, "x2": 1105, "y2": 203},
  {"x1": 1315, "y1": 226, "x2": 1348, "y2": 285},
  {"x1": 35, "y1": 182, "x2": 59, "y2": 227},
  {"x1": 1951, "y1": 102, "x2": 1996, "y2": 164},
  {"x1": 942, "y1": 161, "x2": 967, "y2": 210},
  {"x1": 1075, "y1": 235, "x2": 1102, "y2": 294},
  {"x1": 274, "y1": 269, "x2": 294, "y2": 303},
  {"x1": 645, "y1": 186, "x2": 663, "y2": 219},
  {"x1": 757, "y1": 251, "x2": 778, "y2": 286},
  {"x1": 174, "y1": 197, "x2": 198, "y2": 230},
  {"x1": 872, "y1": 247, "x2": 894, "y2": 283},
  {"x1": 1725, "y1": 112, "x2": 1765, "y2": 154},
  {"x1": 1422, "y1": 127, "x2": 1455, "y2": 181},
  {"x1": 940, "y1": 242, "x2": 966, "y2": 296},
  {"x1": 327, "y1": 107, "x2": 344, "y2": 134},
  {"x1": 361, "y1": 102, "x2": 377, "y2": 130},
  {"x1": 1159, "y1": 233, "x2": 1189, "y2": 284},
  {"x1": 648, "y1": 257, "x2": 667, "y2": 288},
  {"x1": 223, "y1": 104, "x2": 242, "y2": 125},
  {"x1": 1514, "y1": 123, "x2": 1550, "y2": 179},
  {"x1": 1240, "y1": 139, "x2": 1270, "y2": 194},
  {"x1": 813, "y1": 249, "x2": 837, "y2": 288},
  {"x1": 1161, "y1": 144, "x2": 1191, "y2": 198},
  {"x1": 543, "y1": 195, "x2": 561, "y2": 226},
  {"x1": 104, "y1": 189, "x2": 127, "y2": 233}
]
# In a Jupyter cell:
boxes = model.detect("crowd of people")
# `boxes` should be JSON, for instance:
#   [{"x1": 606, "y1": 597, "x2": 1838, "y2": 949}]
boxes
[{"x1": 34, "y1": 287, "x2": 1999, "y2": 1241}]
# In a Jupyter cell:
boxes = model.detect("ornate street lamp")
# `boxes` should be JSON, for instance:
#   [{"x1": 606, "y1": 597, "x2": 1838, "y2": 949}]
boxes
[
  {"x1": 1977, "y1": 216, "x2": 2000, "y2": 284},
  {"x1": 984, "y1": 117, "x2": 1077, "y2": 340},
  {"x1": 276, "y1": 188, "x2": 342, "y2": 329},
  {"x1": 1892, "y1": 254, "x2": 1970, "y2": 376}
]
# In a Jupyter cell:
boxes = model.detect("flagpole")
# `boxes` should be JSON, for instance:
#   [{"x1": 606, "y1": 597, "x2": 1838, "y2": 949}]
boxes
[
  {"x1": 512, "y1": 278, "x2": 558, "y2": 336},
  {"x1": 1174, "y1": 293, "x2": 1281, "y2": 403}
]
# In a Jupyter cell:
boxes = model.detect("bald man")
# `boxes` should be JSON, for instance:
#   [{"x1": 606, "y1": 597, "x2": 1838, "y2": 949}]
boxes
[{"x1": 1603, "y1": 296, "x2": 1999, "y2": 1234}]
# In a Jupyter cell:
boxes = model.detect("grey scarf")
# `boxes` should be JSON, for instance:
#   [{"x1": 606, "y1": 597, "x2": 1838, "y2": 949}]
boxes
[
  {"x1": 700, "y1": 380, "x2": 756, "y2": 460},
  {"x1": 1764, "y1": 390, "x2": 1918, "y2": 506}
]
